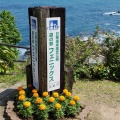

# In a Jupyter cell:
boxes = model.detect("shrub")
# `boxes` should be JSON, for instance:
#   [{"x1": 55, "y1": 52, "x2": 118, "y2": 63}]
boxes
[
  {"x1": 65, "y1": 27, "x2": 120, "y2": 81},
  {"x1": 0, "y1": 10, "x2": 22, "y2": 74},
  {"x1": 103, "y1": 31, "x2": 120, "y2": 80},
  {"x1": 65, "y1": 34, "x2": 103, "y2": 80}
]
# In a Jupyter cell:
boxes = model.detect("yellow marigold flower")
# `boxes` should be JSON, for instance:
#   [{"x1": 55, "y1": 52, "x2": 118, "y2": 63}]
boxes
[
  {"x1": 33, "y1": 93, "x2": 39, "y2": 97},
  {"x1": 18, "y1": 95, "x2": 25, "y2": 101},
  {"x1": 52, "y1": 92, "x2": 59, "y2": 98},
  {"x1": 73, "y1": 96, "x2": 79, "y2": 101},
  {"x1": 66, "y1": 92, "x2": 71, "y2": 97},
  {"x1": 48, "y1": 97, "x2": 55, "y2": 103},
  {"x1": 28, "y1": 84, "x2": 32, "y2": 88},
  {"x1": 55, "y1": 103, "x2": 61, "y2": 109},
  {"x1": 32, "y1": 89, "x2": 38, "y2": 93},
  {"x1": 63, "y1": 89, "x2": 68, "y2": 94},
  {"x1": 36, "y1": 98, "x2": 42, "y2": 104},
  {"x1": 17, "y1": 86, "x2": 23, "y2": 91},
  {"x1": 39, "y1": 104, "x2": 46, "y2": 110},
  {"x1": 23, "y1": 101, "x2": 31, "y2": 108},
  {"x1": 19, "y1": 90, "x2": 25, "y2": 95},
  {"x1": 59, "y1": 95, "x2": 65, "y2": 101},
  {"x1": 70, "y1": 100, "x2": 76, "y2": 106},
  {"x1": 42, "y1": 92, "x2": 48, "y2": 97}
]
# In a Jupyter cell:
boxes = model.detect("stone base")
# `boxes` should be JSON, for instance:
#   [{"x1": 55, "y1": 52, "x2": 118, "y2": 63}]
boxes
[{"x1": 5, "y1": 100, "x2": 92, "y2": 120}]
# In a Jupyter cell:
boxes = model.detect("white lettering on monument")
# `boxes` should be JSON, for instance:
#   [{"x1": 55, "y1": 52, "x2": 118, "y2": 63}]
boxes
[
  {"x1": 30, "y1": 16, "x2": 39, "y2": 90},
  {"x1": 46, "y1": 17, "x2": 60, "y2": 92}
]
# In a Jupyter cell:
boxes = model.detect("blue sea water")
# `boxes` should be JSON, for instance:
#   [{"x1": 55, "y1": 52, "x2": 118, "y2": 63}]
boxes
[{"x1": 0, "y1": 0, "x2": 120, "y2": 46}]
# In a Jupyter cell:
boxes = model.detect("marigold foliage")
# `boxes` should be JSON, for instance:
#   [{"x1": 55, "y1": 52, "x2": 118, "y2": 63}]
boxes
[{"x1": 16, "y1": 87, "x2": 81, "y2": 119}]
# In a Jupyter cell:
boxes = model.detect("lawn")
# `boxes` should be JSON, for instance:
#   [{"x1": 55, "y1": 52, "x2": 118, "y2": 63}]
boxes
[
  {"x1": 73, "y1": 79, "x2": 120, "y2": 107},
  {"x1": 72, "y1": 79, "x2": 120, "y2": 120},
  {"x1": 0, "y1": 62, "x2": 26, "y2": 88},
  {"x1": 0, "y1": 67, "x2": 120, "y2": 108},
  {"x1": 0, "y1": 64, "x2": 120, "y2": 119}
]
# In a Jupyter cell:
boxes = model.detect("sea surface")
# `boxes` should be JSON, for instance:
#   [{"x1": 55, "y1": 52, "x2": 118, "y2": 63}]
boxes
[{"x1": 0, "y1": 0, "x2": 120, "y2": 46}]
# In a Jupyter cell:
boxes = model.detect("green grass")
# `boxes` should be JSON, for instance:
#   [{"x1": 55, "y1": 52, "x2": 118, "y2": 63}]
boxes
[
  {"x1": 72, "y1": 79, "x2": 120, "y2": 107},
  {"x1": 0, "y1": 66, "x2": 120, "y2": 119},
  {"x1": 0, "y1": 62, "x2": 26, "y2": 88},
  {"x1": 0, "y1": 63, "x2": 120, "y2": 108}
]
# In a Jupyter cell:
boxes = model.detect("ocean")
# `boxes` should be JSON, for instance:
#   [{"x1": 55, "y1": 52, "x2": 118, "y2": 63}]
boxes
[{"x1": 0, "y1": 0, "x2": 120, "y2": 46}]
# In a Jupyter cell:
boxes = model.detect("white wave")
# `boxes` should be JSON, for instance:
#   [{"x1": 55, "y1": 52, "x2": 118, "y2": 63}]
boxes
[
  {"x1": 115, "y1": 31, "x2": 120, "y2": 37},
  {"x1": 112, "y1": 13, "x2": 120, "y2": 15},
  {"x1": 103, "y1": 11, "x2": 120, "y2": 15},
  {"x1": 80, "y1": 36, "x2": 89, "y2": 41},
  {"x1": 105, "y1": 23, "x2": 110, "y2": 26},
  {"x1": 116, "y1": 31, "x2": 120, "y2": 34},
  {"x1": 103, "y1": 12, "x2": 116, "y2": 15},
  {"x1": 18, "y1": 48, "x2": 27, "y2": 60}
]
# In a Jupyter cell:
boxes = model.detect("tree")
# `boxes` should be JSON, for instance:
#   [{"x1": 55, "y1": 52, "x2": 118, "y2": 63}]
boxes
[{"x1": 0, "y1": 10, "x2": 22, "y2": 74}]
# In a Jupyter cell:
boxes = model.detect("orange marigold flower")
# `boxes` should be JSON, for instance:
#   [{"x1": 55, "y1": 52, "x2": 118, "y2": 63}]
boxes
[
  {"x1": 65, "y1": 92, "x2": 71, "y2": 97},
  {"x1": 33, "y1": 93, "x2": 39, "y2": 97},
  {"x1": 70, "y1": 100, "x2": 76, "y2": 106},
  {"x1": 36, "y1": 98, "x2": 42, "y2": 104},
  {"x1": 63, "y1": 89, "x2": 68, "y2": 94},
  {"x1": 39, "y1": 104, "x2": 46, "y2": 110},
  {"x1": 17, "y1": 86, "x2": 23, "y2": 91},
  {"x1": 73, "y1": 96, "x2": 79, "y2": 101},
  {"x1": 18, "y1": 95, "x2": 25, "y2": 101},
  {"x1": 48, "y1": 97, "x2": 55, "y2": 103},
  {"x1": 52, "y1": 92, "x2": 59, "y2": 98},
  {"x1": 28, "y1": 84, "x2": 32, "y2": 88},
  {"x1": 59, "y1": 95, "x2": 65, "y2": 101},
  {"x1": 55, "y1": 103, "x2": 61, "y2": 109},
  {"x1": 42, "y1": 92, "x2": 48, "y2": 97},
  {"x1": 19, "y1": 90, "x2": 25, "y2": 95},
  {"x1": 23, "y1": 101, "x2": 31, "y2": 108},
  {"x1": 32, "y1": 89, "x2": 38, "y2": 93}
]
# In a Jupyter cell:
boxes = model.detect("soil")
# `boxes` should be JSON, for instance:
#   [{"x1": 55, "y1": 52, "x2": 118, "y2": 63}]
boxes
[{"x1": 82, "y1": 101, "x2": 120, "y2": 120}]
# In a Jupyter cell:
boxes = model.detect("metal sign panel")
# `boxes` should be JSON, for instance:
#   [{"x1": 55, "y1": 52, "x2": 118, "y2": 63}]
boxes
[
  {"x1": 46, "y1": 17, "x2": 60, "y2": 92},
  {"x1": 30, "y1": 16, "x2": 39, "y2": 90}
]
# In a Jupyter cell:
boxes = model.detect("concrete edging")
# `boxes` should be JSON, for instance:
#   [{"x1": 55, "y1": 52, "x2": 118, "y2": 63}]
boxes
[{"x1": 0, "y1": 82, "x2": 24, "y2": 106}]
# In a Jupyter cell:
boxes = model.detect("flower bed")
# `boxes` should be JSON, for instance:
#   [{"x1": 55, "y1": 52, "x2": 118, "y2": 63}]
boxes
[
  {"x1": 16, "y1": 85, "x2": 81, "y2": 119},
  {"x1": 5, "y1": 84, "x2": 92, "y2": 120}
]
